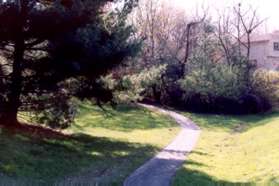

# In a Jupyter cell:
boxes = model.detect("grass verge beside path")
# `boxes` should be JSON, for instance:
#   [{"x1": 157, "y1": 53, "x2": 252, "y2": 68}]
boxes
[
  {"x1": 173, "y1": 111, "x2": 279, "y2": 186},
  {"x1": 0, "y1": 102, "x2": 180, "y2": 185}
]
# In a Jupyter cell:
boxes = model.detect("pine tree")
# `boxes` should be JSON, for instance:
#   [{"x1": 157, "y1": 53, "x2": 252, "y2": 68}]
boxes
[{"x1": 0, "y1": 0, "x2": 139, "y2": 127}]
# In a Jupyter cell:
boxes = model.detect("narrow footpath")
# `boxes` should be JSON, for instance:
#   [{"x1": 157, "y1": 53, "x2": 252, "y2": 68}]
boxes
[{"x1": 124, "y1": 104, "x2": 201, "y2": 186}]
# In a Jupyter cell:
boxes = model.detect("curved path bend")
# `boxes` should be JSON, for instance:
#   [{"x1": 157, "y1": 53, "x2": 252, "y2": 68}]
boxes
[{"x1": 124, "y1": 104, "x2": 201, "y2": 186}]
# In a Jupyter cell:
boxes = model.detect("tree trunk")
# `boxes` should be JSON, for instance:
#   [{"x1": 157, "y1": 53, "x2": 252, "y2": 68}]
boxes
[
  {"x1": 181, "y1": 23, "x2": 192, "y2": 78},
  {"x1": 184, "y1": 23, "x2": 192, "y2": 64},
  {"x1": 0, "y1": 0, "x2": 26, "y2": 126},
  {"x1": 0, "y1": 37, "x2": 25, "y2": 126}
]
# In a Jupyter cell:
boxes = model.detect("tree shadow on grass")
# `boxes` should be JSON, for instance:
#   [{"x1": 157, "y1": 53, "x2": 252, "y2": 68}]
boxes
[
  {"x1": 181, "y1": 111, "x2": 279, "y2": 131},
  {"x1": 0, "y1": 132, "x2": 158, "y2": 186},
  {"x1": 172, "y1": 150, "x2": 279, "y2": 186},
  {"x1": 173, "y1": 167, "x2": 279, "y2": 186},
  {"x1": 191, "y1": 150, "x2": 212, "y2": 156},
  {"x1": 173, "y1": 167, "x2": 257, "y2": 186}
]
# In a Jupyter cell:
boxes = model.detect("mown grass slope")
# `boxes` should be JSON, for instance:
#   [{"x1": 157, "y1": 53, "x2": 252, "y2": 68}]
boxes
[
  {"x1": 0, "y1": 103, "x2": 180, "y2": 185},
  {"x1": 173, "y1": 112, "x2": 279, "y2": 186}
]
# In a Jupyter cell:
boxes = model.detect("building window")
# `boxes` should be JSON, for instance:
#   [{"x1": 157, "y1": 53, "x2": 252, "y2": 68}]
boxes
[{"x1": 274, "y1": 42, "x2": 279, "y2": 51}]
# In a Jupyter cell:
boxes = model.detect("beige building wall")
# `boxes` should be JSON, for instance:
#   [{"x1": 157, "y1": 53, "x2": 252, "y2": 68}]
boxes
[
  {"x1": 247, "y1": 32, "x2": 279, "y2": 71},
  {"x1": 249, "y1": 41, "x2": 268, "y2": 68}
]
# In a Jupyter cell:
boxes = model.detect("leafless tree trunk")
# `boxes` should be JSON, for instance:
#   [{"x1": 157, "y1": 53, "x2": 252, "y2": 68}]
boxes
[
  {"x1": 214, "y1": 3, "x2": 266, "y2": 66},
  {"x1": 181, "y1": 14, "x2": 206, "y2": 77},
  {"x1": 234, "y1": 3, "x2": 266, "y2": 60}
]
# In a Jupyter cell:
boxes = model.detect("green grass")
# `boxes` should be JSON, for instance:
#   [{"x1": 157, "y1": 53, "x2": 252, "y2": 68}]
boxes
[
  {"x1": 0, "y1": 102, "x2": 180, "y2": 185},
  {"x1": 173, "y1": 111, "x2": 279, "y2": 186}
]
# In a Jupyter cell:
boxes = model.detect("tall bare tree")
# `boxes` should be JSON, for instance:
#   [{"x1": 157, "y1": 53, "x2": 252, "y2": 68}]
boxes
[
  {"x1": 215, "y1": 3, "x2": 266, "y2": 64},
  {"x1": 234, "y1": 3, "x2": 266, "y2": 60}
]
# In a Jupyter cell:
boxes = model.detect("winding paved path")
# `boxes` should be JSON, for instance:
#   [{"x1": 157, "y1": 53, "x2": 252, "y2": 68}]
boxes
[{"x1": 124, "y1": 104, "x2": 201, "y2": 186}]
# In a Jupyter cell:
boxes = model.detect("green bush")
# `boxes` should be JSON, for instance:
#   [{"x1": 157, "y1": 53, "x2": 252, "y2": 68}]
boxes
[
  {"x1": 100, "y1": 65, "x2": 166, "y2": 103},
  {"x1": 252, "y1": 70, "x2": 279, "y2": 110},
  {"x1": 180, "y1": 63, "x2": 248, "y2": 101},
  {"x1": 27, "y1": 92, "x2": 78, "y2": 129},
  {"x1": 177, "y1": 40, "x2": 271, "y2": 113},
  {"x1": 178, "y1": 57, "x2": 275, "y2": 113},
  {"x1": 180, "y1": 46, "x2": 249, "y2": 103}
]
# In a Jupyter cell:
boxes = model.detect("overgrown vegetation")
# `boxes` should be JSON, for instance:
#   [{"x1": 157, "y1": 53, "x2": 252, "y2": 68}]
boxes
[{"x1": 102, "y1": 0, "x2": 277, "y2": 115}]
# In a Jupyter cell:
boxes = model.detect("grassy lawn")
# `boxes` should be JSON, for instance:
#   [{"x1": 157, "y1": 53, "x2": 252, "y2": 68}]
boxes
[
  {"x1": 0, "y1": 102, "x2": 180, "y2": 185},
  {"x1": 173, "y1": 111, "x2": 279, "y2": 186}
]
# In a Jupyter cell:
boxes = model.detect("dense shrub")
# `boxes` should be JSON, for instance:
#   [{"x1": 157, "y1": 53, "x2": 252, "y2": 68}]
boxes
[
  {"x1": 252, "y1": 70, "x2": 279, "y2": 110},
  {"x1": 178, "y1": 40, "x2": 271, "y2": 114},
  {"x1": 101, "y1": 65, "x2": 166, "y2": 103},
  {"x1": 180, "y1": 63, "x2": 248, "y2": 101},
  {"x1": 28, "y1": 91, "x2": 78, "y2": 129},
  {"x1": 179, "y1": 64, "x2": 273, "y2": 114}
]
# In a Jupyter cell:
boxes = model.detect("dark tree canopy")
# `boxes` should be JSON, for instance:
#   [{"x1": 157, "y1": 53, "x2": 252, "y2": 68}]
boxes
[{"x1": 0, "y1": 0, "x2": 139, "y2": 127}]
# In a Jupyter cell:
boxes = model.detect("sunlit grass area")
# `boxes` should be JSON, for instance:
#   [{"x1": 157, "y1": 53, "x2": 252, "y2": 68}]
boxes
[
  {"x1": 0, "y1": 102, "x2": 179, "y2": 185},
  {"x1": 173, "y1": 111, "x2": 279, "y2": 186}
]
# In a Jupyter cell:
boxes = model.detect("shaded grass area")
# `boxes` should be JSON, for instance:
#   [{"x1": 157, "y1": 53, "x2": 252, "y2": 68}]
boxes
[
  {"x1": 182, "y1": 111, "x2": 279, "y2": 132},
  {"x1": 0, "y1": 103, "x2": 180, "y2": 185},
  {"x1": 173, "y1": 111, "x2": 279, "y2": 186}
]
